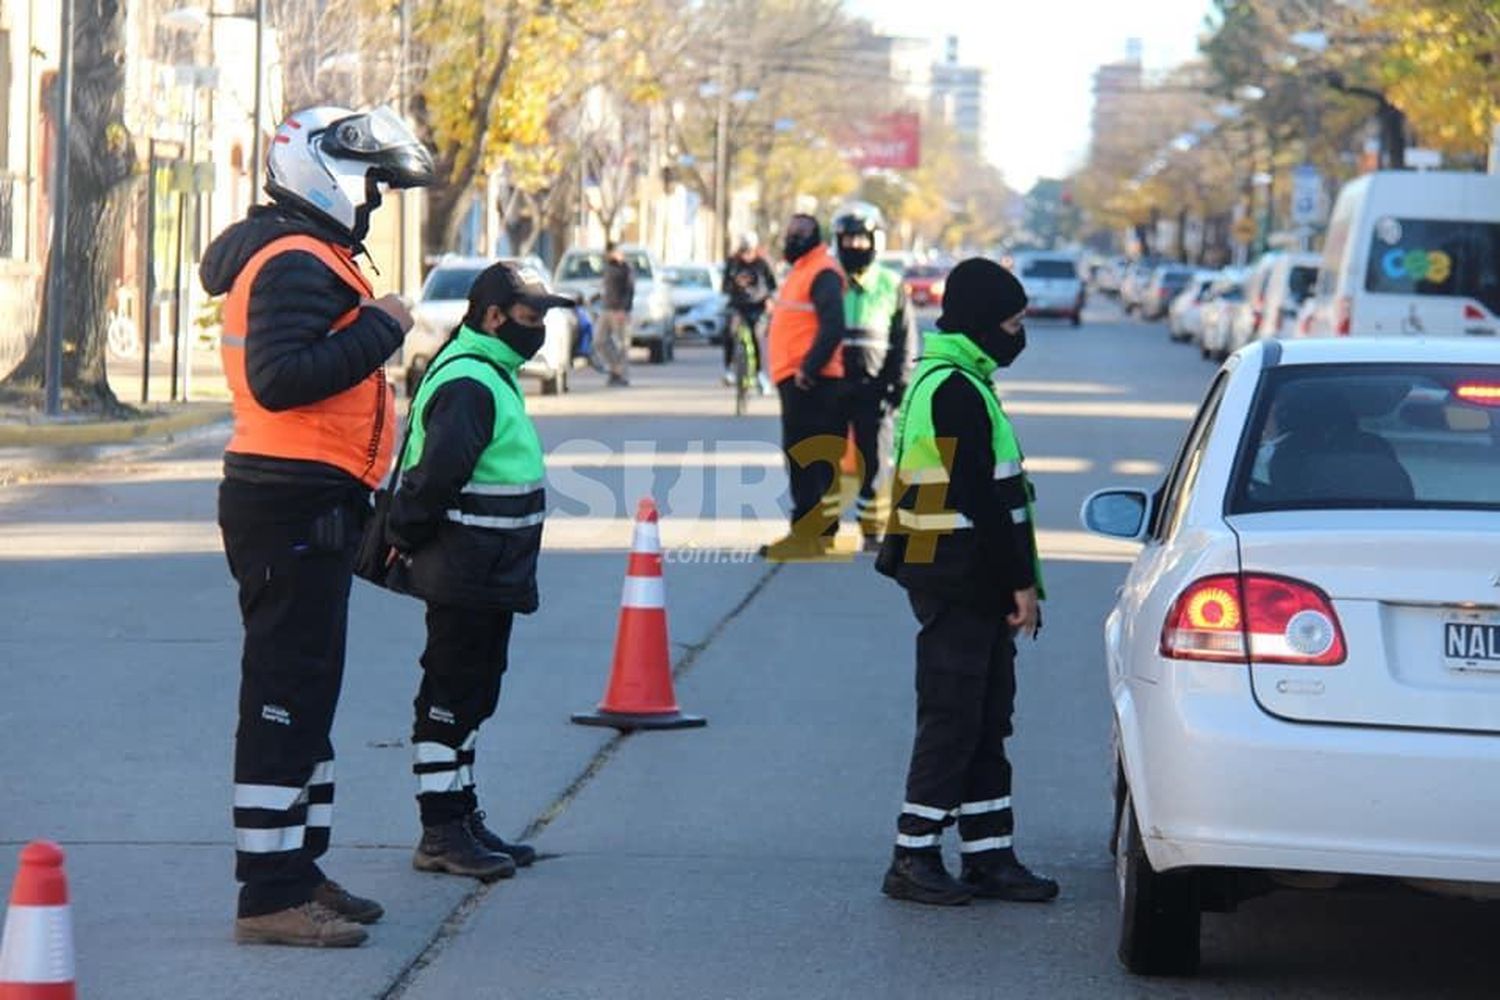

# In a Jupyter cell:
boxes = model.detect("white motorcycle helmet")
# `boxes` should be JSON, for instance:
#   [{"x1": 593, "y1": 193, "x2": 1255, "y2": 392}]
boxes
[{"x1": 265, "y1": 105, "x2": 435, "y2": 241}]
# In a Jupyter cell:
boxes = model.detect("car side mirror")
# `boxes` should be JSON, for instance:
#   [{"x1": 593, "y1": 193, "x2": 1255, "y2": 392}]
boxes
[{"x1": 1080, "y1": 488, "x2": 1153, "y2": 541}]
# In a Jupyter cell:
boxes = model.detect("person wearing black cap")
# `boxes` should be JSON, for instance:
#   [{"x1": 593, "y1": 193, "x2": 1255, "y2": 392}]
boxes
[
  {"x1": 875, "y1": 257, "x2": 1058, "y2": 906},
  {"x1": 383, "y1": 262, "x2": 572, "y2": 882}
]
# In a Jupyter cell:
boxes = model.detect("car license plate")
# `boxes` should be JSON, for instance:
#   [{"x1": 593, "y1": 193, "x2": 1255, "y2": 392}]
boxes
[{"x1": 1444, "y1": 615, "x2": 1500, "y2": 672}]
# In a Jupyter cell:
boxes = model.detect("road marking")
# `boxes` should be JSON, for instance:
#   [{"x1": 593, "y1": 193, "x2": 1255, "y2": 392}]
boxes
[{"x1": 1111, "y1": 459, "x2": 1165, "y2": 476}]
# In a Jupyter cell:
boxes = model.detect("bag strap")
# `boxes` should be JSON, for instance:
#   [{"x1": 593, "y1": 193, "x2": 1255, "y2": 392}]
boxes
[{"x1": 390, "y1": 351, "x2": 521, "y2": 487}]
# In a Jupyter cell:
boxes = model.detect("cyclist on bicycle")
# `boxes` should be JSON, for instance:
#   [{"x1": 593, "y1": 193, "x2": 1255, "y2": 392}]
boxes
[{"x1": 722, "y1": 233, "x2": 777, "y2": 392}]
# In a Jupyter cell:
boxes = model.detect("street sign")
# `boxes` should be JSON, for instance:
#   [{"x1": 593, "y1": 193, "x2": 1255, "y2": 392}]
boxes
[{"x1": 1292, "y1": 165, "x2": 1322, "y2": 225}]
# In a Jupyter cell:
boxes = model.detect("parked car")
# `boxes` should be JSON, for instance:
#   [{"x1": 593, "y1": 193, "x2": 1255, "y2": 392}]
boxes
[
  {"x1": 661, "y1": 263, "x2": 727, "y2": 342},
  {"x1": 553, "y1": 245, "x2": 677, "y2": 362},
  {"x1": 1015, "y1": 253, "x2": 1085, "y2": 325},
  {"x1": 878, "y1": 250, "x2": 917, "y2": 275},
  {"x1": 1120, "y1": 260, "x2": 1160, "y2": 314},
  {"x1": 1141, "y1": 266, "x2": 1197, "y2": 321},
  {"x1": 1256, "y1": 251, "x2": 1322, "y2": 341},
  {"x1": 1198, "y1": 274, "x2": 1246, "y2": 361},
  {"x1": 1081, "y1": 337, "x2": 1500, "y2": 975},
  {"x1": 397, "y1": 254, "x2": 577, "y2": 397},
  {"x1": 1304, "y1": 170, "x2": 1500, "y2": 338},
  {"x1": 1092, "y1": 256, "x2": 1127, "y2": 296},
  {"x1": 902, "y1": 264, "x2": 949, "y2": 310},
  {"x1": 1167, "y1": 272, "x2": 1219, "y2": 344}
]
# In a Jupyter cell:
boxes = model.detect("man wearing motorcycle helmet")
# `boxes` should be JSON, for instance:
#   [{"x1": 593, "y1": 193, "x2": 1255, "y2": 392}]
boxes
[{"x1": 200, "y1": 105, "x2": 434, "y2": 948}]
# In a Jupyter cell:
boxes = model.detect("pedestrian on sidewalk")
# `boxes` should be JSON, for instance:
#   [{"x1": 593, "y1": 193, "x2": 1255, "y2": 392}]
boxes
[
  {"x1": 203, "y1": 105, "x2": 434, "y2": 948},
  {"x1": 383, "y1": 262, "x2": 572, "y2": 881},
  {"x1": 875, "y1": 257, "x2": 1059, "y2": 907},
  {"x1": 595, "y1": 242, "x2": 635, "y2": 387},
  {"x1": 761, "y1": 213, "x2": 849, "y2": 561}
]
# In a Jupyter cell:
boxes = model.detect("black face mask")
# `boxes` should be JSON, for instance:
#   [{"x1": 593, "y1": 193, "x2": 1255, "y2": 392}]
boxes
[
  {"x1": 783, "y1": 232, "x2": 820, "y2": 264},
  {"x1": 499, "y1": 319, "x2": 547, "y2": 360},
  {"x1": 978, "y1": 325, "x2": 1027, "y2": 368},
  {"x1": 837, "y1": 243, "x2": 875, "y2": 274}
]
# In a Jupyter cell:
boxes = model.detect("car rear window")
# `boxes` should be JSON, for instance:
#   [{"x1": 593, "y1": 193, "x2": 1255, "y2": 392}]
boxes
[
  {"x1": 423, "y1": 268, "x2": 482, "y2": 302},
  {"x1": 560, "y1": 254, "x2": 603, "y2": 280},
  {"x1": 1230, "y1": 364, "x2": 1500, "y2": 512},
  {"x1": 664, "y1": 267, "x2": 712, "y2": 288},
  {"x1": 1022, "y1": 259, "x2": 1077, "y2": 279},
  {"x1": 1364, "y1": 218, "x2": 1500, "y2": 315},
  {"x1": 905, "y1": 266, "x2": 947, "y2": 278},
  {"x1": 1159, "y1": 270, "x2": 1192, "y2": 288},
  {"x1": 1288, "y1": 265, "x2": 1317, "y2": 303}
]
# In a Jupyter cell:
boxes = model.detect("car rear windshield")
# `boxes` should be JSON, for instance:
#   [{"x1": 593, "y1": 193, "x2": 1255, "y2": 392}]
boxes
[
  {"x1": 560, "y1": 252, "x2": 653, "y2": 280},
  {"x1": 1230, "y1": 364, "x2": 1500, "y2": 513},
  {"x1": 1364, "y1": 218, "x2": 1500, "y2": 315},
  {"x1": 1022, "y1": 259, "x2": 1077, "y2": 279},
  {"x1": 664, "y1": 268, "x2": 712, "y2": 288},
  {"x1": 1159, "y1": 270, "x2": 1193, "y2": 288},
  {"x1": 905, "y1": 265, "x2": 947, "y2": 278},
  {"x1": 1288, "y1": 265, "x2": 1318, "y2": 303},
  {"x1": 423, "y1": 268, "x2": 482, "y2": 302}
]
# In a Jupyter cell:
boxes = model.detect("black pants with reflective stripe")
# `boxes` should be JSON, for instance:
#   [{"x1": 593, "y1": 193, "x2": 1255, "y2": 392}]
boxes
[
  {"x1": 777, "y1": 377, "x2": 847, "y2": 537},
  {"x1": 846, "y1": 377, "x2": 891, "y2": 531},
  {"x1": 412, "y1": 604, "x2": 514, "y2": 826},
  {"x1": 220, "y1": 483, "x2": 359, "y2": 918},
  {"x1": 897, "y1": 590, "x2": 1017, "y2": 860}
]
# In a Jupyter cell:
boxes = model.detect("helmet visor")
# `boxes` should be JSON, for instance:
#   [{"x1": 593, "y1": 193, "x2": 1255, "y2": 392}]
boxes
[{"x1": 320, "y1": 106, "x2": 436, "y2": 188}]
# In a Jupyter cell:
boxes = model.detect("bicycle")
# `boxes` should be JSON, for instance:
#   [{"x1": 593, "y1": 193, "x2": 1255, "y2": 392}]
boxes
[{"x1": 728, "y1": 310, "x2": 761, "y2": 416}]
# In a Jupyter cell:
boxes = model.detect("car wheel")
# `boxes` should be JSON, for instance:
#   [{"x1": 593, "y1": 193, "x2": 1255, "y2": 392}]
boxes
[
  {"x1": 540, "y1": 367, "x2": 565, "y2": 396},
  {"x1": 664, "y1": 335, "x2": 676, "y2": 362},
  {"x1": 1070, "y1": 311, "x2": 1082, "y2": 327},
  {"x1": 1117, "y1": 787, "x2": 1201, "y2": 976},
  {"x1": 405, "y1": 356, "x2": 430, "y2": 398},
  {"x1": 648, "y1": 340, "x2": 666, "y2": 364}
]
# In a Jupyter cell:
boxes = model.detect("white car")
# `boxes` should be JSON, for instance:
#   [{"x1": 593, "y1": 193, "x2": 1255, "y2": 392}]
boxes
[
  {"x1": 1014, "y1": 253, "x2": 1084, "y2": 326},
  {"x1": 1226, "y1": 252, "x2": 1323, "y2": 353},
  {"x1": 1081, "y1": 337, "x2": 1500, "y2": 975},
  {"x1": 553, "y1": 245, "x2": 677, "y2": 363},
  {"x1": 1197, "y1": 275, "x2": 1246, "y2": 361},
  {"x1": 397, "y1": 255, "x2": 578, "y2": 397},
  {"x1": 661, "y1": 263, "x2": 728, "y2": 341},
  {"x1": 1167, "y1": 272, "x2": 1218, "y2": 344}
]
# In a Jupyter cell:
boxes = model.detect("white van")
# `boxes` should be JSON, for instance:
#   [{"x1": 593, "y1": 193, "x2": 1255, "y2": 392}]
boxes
[{"x1": 1305, "y1": 171, "x2": 1500, "y2": 338}]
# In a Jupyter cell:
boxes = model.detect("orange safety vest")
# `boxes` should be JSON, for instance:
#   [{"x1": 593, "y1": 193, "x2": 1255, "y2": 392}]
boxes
[
  {"x1": 768, "y1": 250, "x2": 846, "y2": 385},
  {"x1": 221, "y1": 235, "x2": 396, "y2": 488}
]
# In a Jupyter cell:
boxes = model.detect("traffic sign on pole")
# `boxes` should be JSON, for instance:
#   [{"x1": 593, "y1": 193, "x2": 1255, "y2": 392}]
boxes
[{"x1": 1292, "y1": 165, "x2": 1322, "y2": 226}]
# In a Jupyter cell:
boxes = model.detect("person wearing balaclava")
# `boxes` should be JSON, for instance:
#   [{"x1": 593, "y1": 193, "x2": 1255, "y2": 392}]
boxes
[
  {"x1": 203, "y1": 106, "x2": 433, "y2": 948},
  {"x1": 763, "y1": 212, "x2": 850, "y2": 560},
  {"x1": 384, "y1": 261, "x2": 572, "y2": 886},
  {"x1": 875, "y1": 257, "x2": 1058, "y2": 906}
]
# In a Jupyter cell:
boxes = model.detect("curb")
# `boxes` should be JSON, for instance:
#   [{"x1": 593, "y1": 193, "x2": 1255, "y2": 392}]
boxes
[{"x1": 0, "y1": 404, "x2": 231, "y2": 448}]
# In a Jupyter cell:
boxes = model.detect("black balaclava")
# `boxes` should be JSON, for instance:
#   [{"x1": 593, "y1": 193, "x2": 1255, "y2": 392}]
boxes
[
  {"x1": 783, "y1": 214, "x2": 823, "y2": 264},
  {"x1": 936, "y1": 257, "x2": 1030, "y2": 367}
]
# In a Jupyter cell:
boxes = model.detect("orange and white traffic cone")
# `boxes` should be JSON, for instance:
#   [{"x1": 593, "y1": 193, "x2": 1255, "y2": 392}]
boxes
[
  {"x1": 572, "y1": 498, "x2": 706, "y2": 732},
  {"x1": 0, "y1": 841, "x2": 76, "y2": 1000}
]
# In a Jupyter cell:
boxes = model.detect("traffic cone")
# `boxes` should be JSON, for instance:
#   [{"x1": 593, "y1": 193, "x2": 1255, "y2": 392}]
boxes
[
  {"x1": 572, "y1": 498, "x2": 706, "y2": 732},
  {"x1": 0, "y1": 842, "x2": 76, "y2": 1000}
]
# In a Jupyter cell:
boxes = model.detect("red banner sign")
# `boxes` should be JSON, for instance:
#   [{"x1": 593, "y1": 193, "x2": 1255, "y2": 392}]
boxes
[{"x1": 843, "y1": 112, "x2": 922, "y2": 171}]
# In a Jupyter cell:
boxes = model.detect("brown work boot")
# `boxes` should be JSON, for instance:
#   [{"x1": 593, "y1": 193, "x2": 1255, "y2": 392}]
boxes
[
  {"x1": 313, "y1": 879, "x2": 385, "y2": 924},
  {"x1": 234, "y1": 900, "x2": 369, "y2": 948}
]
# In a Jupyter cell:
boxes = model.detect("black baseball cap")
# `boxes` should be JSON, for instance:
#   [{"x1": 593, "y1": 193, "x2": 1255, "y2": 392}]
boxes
[{"x1": 469, "y1": 261, "x2": 575, "y2": 314}]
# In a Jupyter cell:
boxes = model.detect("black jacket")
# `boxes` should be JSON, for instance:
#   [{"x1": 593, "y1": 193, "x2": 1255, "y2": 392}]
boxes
[
  {"x1": 602, "y1": 257, "x2": 635, "y2": 311},
  {"x1": 724, "y1": 255, "x2": 776, "y2": 313},
  {"x1": 877, "y1": 374, "x2": 1038, "y2": 611},
  {"x1": 200, "y1": 204, "x2": 405, "y2": 488}
]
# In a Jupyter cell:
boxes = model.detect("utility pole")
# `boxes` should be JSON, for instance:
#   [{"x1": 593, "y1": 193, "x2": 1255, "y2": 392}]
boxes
[
  {"x1": 42, "y1": 0, "x2": 74, "y2": 416},
  {"x1": 713, "y1": 56, "x2": 729, "y2": 264},
  {"x1": 250, "y1": 0, "x2": 265, "y2": 204}
]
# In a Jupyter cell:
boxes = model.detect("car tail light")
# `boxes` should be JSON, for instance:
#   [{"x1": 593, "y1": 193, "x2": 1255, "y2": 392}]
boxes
[
  {"x1": 932, "y1": 280, "x2": 946, "y2": 298},
  {"x1": 1334, "y1": 296, "x2": 1353, "y2": 337},
  {"x1": 1456, "y1": 383, "x2": 1500, "y2": 406},
  {"x1": 1464, "y1": 303, "x2": 1488, "y2": 321},
  {"x1": 1251, "y1": 310, "x2": 1263, "y2": 331},
  {"x1": 1161, "y1": 574, "x2": 1346, "y2": 665}
]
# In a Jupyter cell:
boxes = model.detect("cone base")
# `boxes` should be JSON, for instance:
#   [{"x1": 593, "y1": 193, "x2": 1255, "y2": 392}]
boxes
[{"x1": 571, "y1": 709, "x2": 707, "y2": 732}]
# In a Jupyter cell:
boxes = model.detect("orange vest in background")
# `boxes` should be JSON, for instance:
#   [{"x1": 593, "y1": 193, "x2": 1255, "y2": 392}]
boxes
[
  {"x1": 768, "y1": 250, "x2": 846, "y2": 385},
  {"x1": 220, "y1": 235, "x2": 396, "y2": 489}
]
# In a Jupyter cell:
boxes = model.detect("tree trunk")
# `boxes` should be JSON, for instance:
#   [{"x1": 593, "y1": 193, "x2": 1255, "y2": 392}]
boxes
[
  {"x1": 0, "y1": 0, "x2": 136, "y2": 414},
  {"x1": 424, "y1": 183, "x2": 472, "y2": 257}
]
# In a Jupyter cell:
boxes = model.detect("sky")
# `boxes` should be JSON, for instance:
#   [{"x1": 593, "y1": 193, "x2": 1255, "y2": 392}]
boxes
[{"x1": 847, "y1": 0, "x2": 1217, "y2": 190}]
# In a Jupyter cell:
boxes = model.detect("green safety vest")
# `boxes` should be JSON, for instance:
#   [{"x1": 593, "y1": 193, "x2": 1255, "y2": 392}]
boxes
[
  {"x1": 404, "y1": 325, "x2": 546, "y2": 531},
  {"x1": 842, "y1": 264, "x2": 902, "y2": 351},
  {"x1": 892, "y1": 331, "x2": 1045, "y2": 597}
]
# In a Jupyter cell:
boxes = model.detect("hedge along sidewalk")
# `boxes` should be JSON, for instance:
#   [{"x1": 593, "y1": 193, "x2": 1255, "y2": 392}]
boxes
[{"x1": 0, "y1": 402, "x2": 231, "y2": 448}]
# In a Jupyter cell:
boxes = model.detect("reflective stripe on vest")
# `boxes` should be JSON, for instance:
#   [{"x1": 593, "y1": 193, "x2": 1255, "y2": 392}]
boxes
[
  {"x1": 220, "y1": 234, "x2": 396, "y2": 488},
  {"x1": 767, "y1": 250, "x2": 845, "y2": 384}
]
